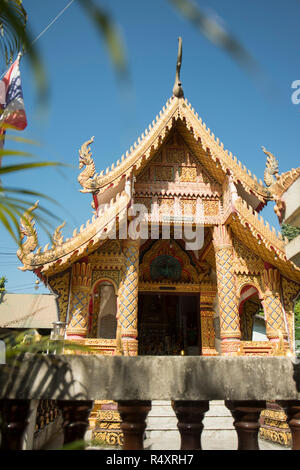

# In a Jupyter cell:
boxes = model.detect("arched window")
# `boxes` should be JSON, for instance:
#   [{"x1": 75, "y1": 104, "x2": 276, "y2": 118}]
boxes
[
  {"x1": 239, "y1": 285, "x2": 267, "y2": 341},
  {"x1": 96, "y1": 281, "x2": 117, "y2": 339}
]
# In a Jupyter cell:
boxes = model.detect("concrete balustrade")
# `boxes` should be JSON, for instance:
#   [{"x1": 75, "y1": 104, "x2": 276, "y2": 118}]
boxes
[{"x1": 0, "y1": 354, "x2": 300, "y2": 450}]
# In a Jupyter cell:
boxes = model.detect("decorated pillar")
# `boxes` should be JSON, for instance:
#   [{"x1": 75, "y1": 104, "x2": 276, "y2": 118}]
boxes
[
  {"x1": 118, "y1": 238, "x2": 139, "y2": 356},
  {"x1": 281, "y1": 277, "x2": 300, "y2": 353},
  {"x1": 67, "y1": 261, "x2": 92, "y2": 339},
  {"x1": 261, "y1": 267, "x2": 287, "y2": 343},
  {"x1": 115, "y1": 296, "x2": 123, "y2": 356},
  {"x1": 200, "y1": 286, "x2": 218, "y2": 356},
  {"x1": 212, "y1": 225, "x2": 241, "y2": 355}
]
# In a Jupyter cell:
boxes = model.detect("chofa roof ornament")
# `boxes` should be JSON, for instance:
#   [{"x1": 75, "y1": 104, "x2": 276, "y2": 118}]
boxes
[
  {"x1": 263, "y1": 146, "x2": 279, "y2": 187},
  {"x1": 172, "y1": 37, "x2": 184, "y2": 98},
  {"x1": 78, "y1": 136, "x2": 96, "y2": 193},
  {"x1": 262, "y1": 146, "x2": 300, "y2": 222}
]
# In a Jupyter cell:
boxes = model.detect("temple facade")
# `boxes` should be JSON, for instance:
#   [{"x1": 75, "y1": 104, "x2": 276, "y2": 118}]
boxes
[
  {"x1": 16, "y1": 46, "x2": 300, "y2": 446},
  {"x1": 17, "y1": 95, "x2": 300, "y2": 358}
]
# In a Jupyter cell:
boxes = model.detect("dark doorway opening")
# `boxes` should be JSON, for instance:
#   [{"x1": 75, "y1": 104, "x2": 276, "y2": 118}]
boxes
[{"x1": 138, "y1": 293, "x2": 200, "y2": 355}]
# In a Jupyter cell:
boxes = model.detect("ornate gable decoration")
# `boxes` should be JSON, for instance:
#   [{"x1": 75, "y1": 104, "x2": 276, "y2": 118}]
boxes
[
  {"x1": 139, "y1": 239, "x2": 202, "y2": 284},
  {"x1": 262, "y1": 146, "x2": 300, "y2": 221},
  {"x1": 233, "y1": 237, "x2": 264, "y2": 275},
  {"x1": 76, "y1": 97, "x2": 270, "y2": 206},
  {"x1": 134, "y1": 130, "x2": 221, "y2": 225},
  {"x1": 135, "y1": 130, "x2": 219, "y2": 195}
]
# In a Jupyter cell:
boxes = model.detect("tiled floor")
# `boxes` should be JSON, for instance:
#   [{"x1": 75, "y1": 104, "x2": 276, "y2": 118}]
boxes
[{"x1": 42, "y1": 430, "x2": 290, "y2": 451}]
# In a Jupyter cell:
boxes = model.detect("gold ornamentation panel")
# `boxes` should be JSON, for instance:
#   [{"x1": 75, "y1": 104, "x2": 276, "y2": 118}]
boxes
[
  {"x1": 215, "y1": 246, "x2": 241, "y2": 340},
  {"x1": 135, "y1": 127, "x2": 220, "y2": 195},
  {"x1": 203, "y1": 200, "x2": 219, "y2": 216},
  {"x1": 236, "y1": 274, "x2": 263, "y2": 297},
  {"x1": 48, "y1": 269, "x2": 71, "y2": 322},
  {"x1": 139, "y1": 239, "x2": 200, "y2": 284},
  {"x1": 118, "y1": 239, "x2": 139, "y2": 339},
  {"x1": 281, "y1": 277, "x2": 300, "y2": 350},
  {"x1": 233, "y1": 238, "x2": 264, "y2": 275},
  {"x1": 260, "y1": 407, "x2": 291, "y2": 447},
  {"x1": 92, "y1": 270, "x2": 120, "y2": 289},
  {"x1": 179, "y1": 166, "x2": 197, "y2": 182},
  {"x1": 155, "y1": 166, "x2": 174, "y2": 182}
]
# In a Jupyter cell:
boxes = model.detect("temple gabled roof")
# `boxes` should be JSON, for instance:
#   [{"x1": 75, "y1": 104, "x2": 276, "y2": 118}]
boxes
[
  {"x1": 78, "y1": 96, "x2": 272, "y2": 209},
  {"x1": 16, "y1": 95, "x2": 300, "y2": 284}
]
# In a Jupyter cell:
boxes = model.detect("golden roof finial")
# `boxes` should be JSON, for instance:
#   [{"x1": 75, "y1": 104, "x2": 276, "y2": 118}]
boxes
[{"x1": 173, "y1": 37, "x2": 184, "y2": 98}]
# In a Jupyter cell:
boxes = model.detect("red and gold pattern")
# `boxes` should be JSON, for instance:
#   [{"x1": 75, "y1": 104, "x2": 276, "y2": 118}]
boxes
[
  {"x1": 281, "y1": 277, "x2": 300, "y2": 351},
  {"x1": 67, "y1": 262, "x2": 92, "y2": 338},
  {"x1": 261, "y1": 268, "x2": 287, "y2": 340},
  {"x1": 213, "y1": 226, "x2": 241, "y2": 354},
  {"x1": 200, "y1": 288, "x2": 218, "y2": 355},
  {"x1": 118, "y1": 238, "x2": 139, "y2": 355}
]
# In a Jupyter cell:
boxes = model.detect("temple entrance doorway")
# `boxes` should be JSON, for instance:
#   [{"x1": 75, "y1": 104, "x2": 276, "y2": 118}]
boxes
[{"x1": 138, "y1": 293, "x2": 200, "y2": 355}]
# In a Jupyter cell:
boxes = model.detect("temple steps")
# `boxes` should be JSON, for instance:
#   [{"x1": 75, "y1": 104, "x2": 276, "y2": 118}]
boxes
[{"x1": 144, "y1": 400, "x2": 237, "y2": 450}]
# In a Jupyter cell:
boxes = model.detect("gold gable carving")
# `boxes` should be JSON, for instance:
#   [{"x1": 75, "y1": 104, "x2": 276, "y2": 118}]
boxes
[
  {"x1": 48, "y1": 269, "x2": 71, "y2": 323},
  {"x1": 139, "y1": 239, "x2": 206, "y2": 284},
  {"x1": 233, "y1": 237, "x2": 264, "y2": 275},
  {"x1": 135, "y1": 129, "x2": 219, "y2": 193},
  {"x1": 96, "y1": 240, "x2": 122, "y2": 255},
  {"x1": 236, "y1": 274, "x2": 263, "y2": 297}
]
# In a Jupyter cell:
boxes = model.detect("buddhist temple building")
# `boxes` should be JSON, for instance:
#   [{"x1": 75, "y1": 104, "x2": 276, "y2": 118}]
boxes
[{"x1": 16, "y1": 39, "x2": 300, "y2": 447}]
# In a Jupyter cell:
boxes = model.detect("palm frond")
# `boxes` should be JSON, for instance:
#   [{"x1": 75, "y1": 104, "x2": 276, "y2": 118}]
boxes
[
  {"x1": 168, "y1": 0, "x2": 262, "y2": 78},
  {"x1": 0, "y1": 161, "x2": 61, "y2": 175},
  {"x1": 78, "y1": 0, "x2": 128, "y2": 78},
  {"x1": 0, "y1": 0, "x2": 26, "y2": 67},
  {"x1": 0, "y1": 0, "x2": 47, "y2": 102},
  {"x1": 0, "y1": 133, "x2": 66, "y2": 245}
]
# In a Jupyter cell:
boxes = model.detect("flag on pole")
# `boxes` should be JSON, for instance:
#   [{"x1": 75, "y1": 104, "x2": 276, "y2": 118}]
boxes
[{"x1": 0, "y1": 55, "x2": 27, "y2": 149}]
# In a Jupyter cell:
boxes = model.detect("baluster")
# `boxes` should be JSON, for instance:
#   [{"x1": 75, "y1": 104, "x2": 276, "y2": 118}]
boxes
[
  {"x1": 117, "y1": 400, "x2": 151, "y2": 450},
  {"x1": 172, "y1": 400, "x2": 209, "y2": 450},
  {"x1": 0, "y1": 399, "x2": 31, "y2": 450},
  {"x1": 225, "y1": 400, "x2": 266, "y2": 450},
  {"x1": 277, "y1": 400, "x2": 300, "y2": 450},
  {"x1": 57, "y1": 400, "x2": 93, "y2": 449}
]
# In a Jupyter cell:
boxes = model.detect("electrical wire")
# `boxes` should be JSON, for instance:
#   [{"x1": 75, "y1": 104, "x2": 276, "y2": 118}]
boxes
[
  {"x1": 31, "y1": 0, "x2": 76, "y2": 46},
  {"x1": 0, "y1": 0, "x2": 76, "y2": 79}
]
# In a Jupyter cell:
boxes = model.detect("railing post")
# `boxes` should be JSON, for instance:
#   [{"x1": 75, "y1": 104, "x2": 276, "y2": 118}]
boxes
[
  {"x1": 117, "y1": 400, "x2": 151, "y2": 450},
  {"x1": 0, "y1": 399, "x2": 31, "y2": 450},
  {"x1": 57, "y1": 400, "x2": 94, "y2": 449},
  {"x1": 277, "y1": 401, "x2": 300, "y2": 450},
  {"x1": 172, "y1": 400, "x2": 209, "y2": 450},
  {"x1": 225, "y1": 400, "x2": 266, "y2": 450}
]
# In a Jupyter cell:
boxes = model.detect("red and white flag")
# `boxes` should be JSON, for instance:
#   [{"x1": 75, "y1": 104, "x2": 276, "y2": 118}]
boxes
[{"x1": 0, "y1": 55, "x2": 27, "y2": 149}]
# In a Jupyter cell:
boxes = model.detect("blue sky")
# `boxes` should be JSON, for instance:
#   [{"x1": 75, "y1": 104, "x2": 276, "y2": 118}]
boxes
[{"x1": 2, "y1": 0, "x2": 300, "y2": 293}]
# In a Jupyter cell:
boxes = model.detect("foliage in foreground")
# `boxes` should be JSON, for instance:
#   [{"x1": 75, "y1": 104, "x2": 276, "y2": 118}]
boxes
[
  {"x1": 295, "y1": 298, "x2": 300, "y2": 342},
  {"x1": 281, "y1": 223, "x2": 300, "y2": 242},
  {"x1": 0, "y1": 329, "x2": 91, "y2": 363}
]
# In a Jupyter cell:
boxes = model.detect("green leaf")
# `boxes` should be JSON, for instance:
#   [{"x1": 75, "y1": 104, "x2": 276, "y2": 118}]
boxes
[
  {"x1": 168, "y1": 0, "x2": 262, "y2": 79},
  {"x1": 0, "y1": 0, "x2": 47, "y2": 104},
  {"x1": 0, "y1": 161, "x2": 62, "y2": 175},
  {"x1": 78, "y1": 0, "x2": 128, "y2": 78},
  {"x1": 0, "y1": 149, "x2": 35, "y2": 158},
  {"x1": 281, "y1": 223, "x2": 300, "y2": 242}
]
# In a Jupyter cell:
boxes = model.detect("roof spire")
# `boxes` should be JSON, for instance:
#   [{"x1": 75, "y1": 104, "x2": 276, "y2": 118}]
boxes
[{"x1": 172, "y1": 37, "x2": 184, "y2": 98}]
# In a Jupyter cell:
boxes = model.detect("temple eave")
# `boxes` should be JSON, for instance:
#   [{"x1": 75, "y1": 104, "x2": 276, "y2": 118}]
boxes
[
  {"x1": 80, "y1": 97, "x2": 269, "y2": 208},
  {"x1": 230, "y1": 199, "x2": 300, "y2": 282}
]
